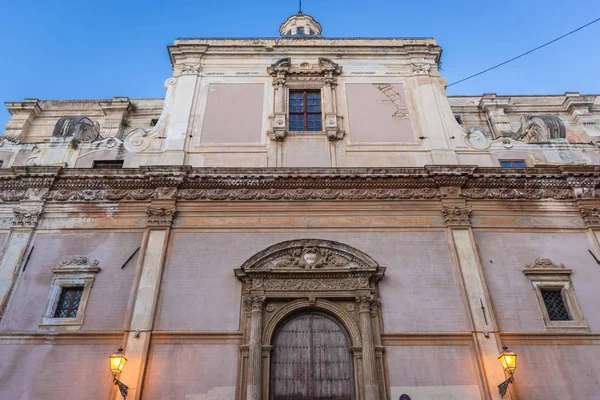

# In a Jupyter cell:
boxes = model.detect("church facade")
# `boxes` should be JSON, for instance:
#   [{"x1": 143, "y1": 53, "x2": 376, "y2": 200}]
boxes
[{"x1": 1, "y1": 12, "x2": 600, "y2": 400}]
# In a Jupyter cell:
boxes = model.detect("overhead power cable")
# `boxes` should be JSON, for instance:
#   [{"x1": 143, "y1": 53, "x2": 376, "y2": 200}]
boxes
[{"x1": 447, "y1": 16, "x2": 600, "y2": 87}]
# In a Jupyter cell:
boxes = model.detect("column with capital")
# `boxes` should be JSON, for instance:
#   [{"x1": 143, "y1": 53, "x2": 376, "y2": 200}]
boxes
[
  {"x1": 246, "y1": 295, "x2": 265, "y2": 400},
  {"x1": 357, "y1": 295, "x2": 380, "y2": 400}
]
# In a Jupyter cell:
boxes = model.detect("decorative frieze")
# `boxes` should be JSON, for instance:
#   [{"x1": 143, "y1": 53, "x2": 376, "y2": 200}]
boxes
[
  {"x1": 441, "y1": 206, "x2": 471, "y2": 227},
  {"x1": 2, "y1": 166, "x2": 600, "y2": 203},
  {"x1": 410, "y1": 63, "x2": 431, "y2": 75},
  {"x1": 146, "y1": 206, "x2": 176, "y2": 228},
  {"x1": 12, "y1": 208, "x2": 42, "y2": 228}
]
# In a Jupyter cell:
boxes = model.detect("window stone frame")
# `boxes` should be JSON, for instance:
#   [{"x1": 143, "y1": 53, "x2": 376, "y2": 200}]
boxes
[
  {"x1": 40, "y1": 256, "x2": 101, "y2": 330},
  {"x1": 523, "y1": 258, "x2": 588, "y2": 332}
]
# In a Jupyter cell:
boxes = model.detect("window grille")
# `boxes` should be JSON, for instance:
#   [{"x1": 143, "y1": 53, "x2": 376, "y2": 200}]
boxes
[
  {"x1": 53, "y1": 286, "x2": 84, "y2": 318},
  {"x1": 541, "y1": 289, "x2": 571, "y2": 321}
]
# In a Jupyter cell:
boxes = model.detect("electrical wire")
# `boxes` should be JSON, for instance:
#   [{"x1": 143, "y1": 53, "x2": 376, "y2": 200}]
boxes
[{"x1": 447, "y1": 16, "x2": 600, "y2": 87}]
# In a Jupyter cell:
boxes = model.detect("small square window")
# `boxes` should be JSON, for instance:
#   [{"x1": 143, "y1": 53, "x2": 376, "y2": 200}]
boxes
[
  {"x1": 297, "y1": 27, "x2": 305, "y2": 34},
  {"x1": 540, "y1": 289, "x2": 571, "y2": 321},
  {"x1": 53, "y1": 286, "x2": 84, "y2": 318},
  {"x1": 500, "y1": 160, "x2": 525, "y2": 168}
]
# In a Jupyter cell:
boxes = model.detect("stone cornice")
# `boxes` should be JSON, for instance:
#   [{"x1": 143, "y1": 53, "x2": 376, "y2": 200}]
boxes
[{"x1": 0, "y1": 165, "x2": 599, "y2": 203}]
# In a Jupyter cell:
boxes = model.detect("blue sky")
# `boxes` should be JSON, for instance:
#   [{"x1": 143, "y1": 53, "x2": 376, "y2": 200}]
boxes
[{"x1": 1, "y1": 0, "x2": 599, "y2": 128}]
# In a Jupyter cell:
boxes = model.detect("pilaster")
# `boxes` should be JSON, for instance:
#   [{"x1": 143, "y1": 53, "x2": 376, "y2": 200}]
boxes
[
  {"x1": 3, "y1": 99, "x2": 42, "y2": 141},
  {"x1": 443, "y1": 203, "x2": 515, "y2": 399},
  {"x1": 356, "y1": 294, "x2": 380, "y2": 400},
  {"x1": 246, "y1": 295, "x2": 265, "y2": 400},
  {"x1": 99, "y1": 97, "x2": 133, "y2": 138},
  {"x1": 0, "y1": 205, "x2": 43, "y2": 318},
  {"x1": 117, "y1": 202, "x2": 175, "y2": 400},
  {"x1": 479, "y1": 94, "x2": 512, "y2": 137}
]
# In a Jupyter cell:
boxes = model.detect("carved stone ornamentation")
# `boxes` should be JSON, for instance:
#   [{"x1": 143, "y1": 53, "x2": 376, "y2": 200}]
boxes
[
  {"x1": 12, "y1": 208, "x2": 42, "y2": 228},
  {"x1": 411, "y1": 63, "x2": 431, "y2": 75},
  {"x1": 146, "y1": 207, "x2": 176, "y2": 228},
  {"x1": 515, "y1": 115, "x2": 566, "y2": 143},
  {"x1": 60, "y1": 255, "x2": 99, "y2": 267},
  {"x1": 441, "y1": 206, "x2": 471, "y2": 226},
  {"x1": 523, "y1": 258, "x2": 572, "y2": 276},
  {"x1": 580, "y1": 207, "x2": 600, "y2": 228},
  {"x1": 52, "y1": 117, "x2": 100, "y2": 141},
  {"x1": 180, "y1": 63, "x2": 201, "y2": 75},
  {"x1": 373, "y1": 84, "x2": 409, "y2": 119}
]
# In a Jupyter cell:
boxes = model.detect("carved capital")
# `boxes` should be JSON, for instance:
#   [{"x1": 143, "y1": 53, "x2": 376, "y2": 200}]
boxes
[
  {"x1": 580, "y1": 207, "x2": 600, "y2": 228},
  {"x1": 356, "y1": 294, "x2": 376, "y2": 312},
  {"x1": 146, "y1": 206, "x2": 176, "y2": 228},
  {"x1": 251, "y1": 296, "x2": 266, "y2": 312},
  {"x1": 12, "y1": 207, "x2": 42, "y2": 228},
  {"x1": 411, "y1": 63, "x2": 431, "y2": 75},
  {"x1": 180, "y1": 63, "x2": 201, "y2": 75},
  {"x1": 441, "y1": 206, "x2": 471, "y2": 227}
]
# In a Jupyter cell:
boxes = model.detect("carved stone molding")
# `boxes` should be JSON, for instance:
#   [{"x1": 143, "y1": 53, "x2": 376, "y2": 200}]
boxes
[
  {"x1": 410, "y1": 63, "x2": 431, "y2": 75},
  {"x1": 146, "y1": 206, "x2": 176, "y2": 228},
  {"x1": 516, "y1": 115, "x2": 566, "y2": 143},
  {"x1": 373, "y1": 84, "x2": 409, "y2": 120},
  {"x1": 12, "y1": 207, "x2": 42, "y2": 228},
  {"x1": 580, "y1": 207, "x2": 600, "y2": 228},
  {"x1": 55, "y1": 255, "x2": 101, "y2": 274},
  {"x1": 523, "y1": 259, "x2": 572, "y2": 275},
  {"x1": 5, "y1": 166, "x2": 600, "y2": 203},
  {"x1": 441, "y1": 206, "x2": 471, "y2": 227}
]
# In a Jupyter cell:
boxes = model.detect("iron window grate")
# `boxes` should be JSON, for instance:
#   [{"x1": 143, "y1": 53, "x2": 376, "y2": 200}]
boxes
[
  {"x1": 54, "y1": 286, "x2": 84, "y2": 318},
  {"x1": 541, "y1": 289, "x2": 571, "y2": 321}
]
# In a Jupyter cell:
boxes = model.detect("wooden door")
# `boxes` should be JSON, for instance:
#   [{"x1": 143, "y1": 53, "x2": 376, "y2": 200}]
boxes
[{"x1": 270, "y1": 312, "x2": 354, "y2": 400}]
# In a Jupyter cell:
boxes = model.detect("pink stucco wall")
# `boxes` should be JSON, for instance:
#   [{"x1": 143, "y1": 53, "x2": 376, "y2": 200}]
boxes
[
  {"x1": 0, "y1": 343, "x2": 115, "y2": 399},
  {"x1": 156, "y1": 231, "x2": 467, "y2": 333},
  {"x1": 201, "y1": 83, "x2": 264, "y2": 143},
  {"x1": 476, "y1": 231, "x2": 600, "y2": 333},
  {"x1": 142, "y1": 343, "x2": 239, "y2": 398},
  {"x1": 510, "y1": 344, "x2": 600, "y2": 399},
  {"x1": 0, "y1": 232, "x2": 141, "y2": 332},
  {"x1": 346, "y1": 83, "x2": 415, "y2": 143},
  {"x1": 386, "y1": 345, "x2": 479, "y2": 390}
]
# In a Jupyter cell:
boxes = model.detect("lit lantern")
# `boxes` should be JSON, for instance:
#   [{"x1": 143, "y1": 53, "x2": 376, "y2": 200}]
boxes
[
  {"x1": 498, "y1": 346, "x2": 517, "y2": 374},
  {"x1": 109, "y1": 348, "x2": 128, "y2": 376}
]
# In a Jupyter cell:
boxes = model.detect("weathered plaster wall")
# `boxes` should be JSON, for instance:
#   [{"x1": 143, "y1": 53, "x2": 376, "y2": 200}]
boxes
[
  {"x1": 387, "y1": 345, "x2": 481, "y2": 399},
  {"x1": 0, "y1": 343, "x2": 115, "y2": 399},
  {"x1": 509, "y1": 344, "x2": 600, "y2": 399},
  {"x1": 476, "y1": 231, "x2": 600, "y2": 333},
  {"x1": 142, "y1": 343, "x2": 238, "y2": 399},
  {"x1": 0, "y1": 232, "x2": 141, "y2": 332},
  {"x1": 200, "y1": 83, "x2": 264, "y2": 144},
  {"x1": 285, "y1": 135, "x2": 330, "y2": 167},
  {"x1": 345, "y1": 83, "x2": 415, "y2": 143},
  {"x1": 156, "y1": 231, "x2": 467, "y2": 333}
]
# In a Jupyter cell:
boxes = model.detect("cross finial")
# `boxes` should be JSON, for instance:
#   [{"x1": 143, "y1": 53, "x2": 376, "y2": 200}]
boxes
[{"x1": 299, "y1": 0, "x2": 303, "y2": 13}]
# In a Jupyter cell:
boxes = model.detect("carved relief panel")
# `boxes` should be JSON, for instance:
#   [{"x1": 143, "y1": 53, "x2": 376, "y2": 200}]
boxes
[{"x1": 234, "y1": 239, "x2": 386, "y2": 400}]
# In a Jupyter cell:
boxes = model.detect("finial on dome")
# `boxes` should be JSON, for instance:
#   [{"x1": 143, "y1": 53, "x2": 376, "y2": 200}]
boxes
[{"x1": 280, "y1": 8, "x2": 322, "y2": 37}]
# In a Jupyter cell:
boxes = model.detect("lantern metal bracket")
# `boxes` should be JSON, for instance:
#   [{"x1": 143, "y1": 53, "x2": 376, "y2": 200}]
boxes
[
  {"x1": 113, "y1": 376, "x2": 129, "y2": 399},
  {"x1": 498, "y1": 373, "x2": 514, "y2": 398}
]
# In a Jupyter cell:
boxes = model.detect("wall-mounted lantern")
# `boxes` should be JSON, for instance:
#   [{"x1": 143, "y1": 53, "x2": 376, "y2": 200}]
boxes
[
  {"x1": 109, "y1": 348, "x2": 129, "y2": 399},
  {"x1": 498, "y1": 346, "x2": 517, "y2": 397}
]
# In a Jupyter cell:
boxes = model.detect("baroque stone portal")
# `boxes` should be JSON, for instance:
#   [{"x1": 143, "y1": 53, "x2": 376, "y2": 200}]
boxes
[{"x1": 235, "y1": 239, "x2": 387, "y2": 400}]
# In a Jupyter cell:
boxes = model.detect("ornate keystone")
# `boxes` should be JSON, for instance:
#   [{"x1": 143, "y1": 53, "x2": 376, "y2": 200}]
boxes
[{"x1": 441, "y1": 206, "x2": 471, "y2": 227}]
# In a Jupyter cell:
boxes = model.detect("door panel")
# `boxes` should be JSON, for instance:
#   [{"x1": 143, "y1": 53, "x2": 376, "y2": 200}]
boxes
[{"x1": 270, "y1": 312, "x2": 354, "y2": 400}]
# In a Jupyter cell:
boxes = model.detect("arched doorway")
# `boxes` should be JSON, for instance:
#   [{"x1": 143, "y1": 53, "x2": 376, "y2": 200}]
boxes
[{"x1": 270, "y1": 311, "x2": 354, "y2": 400}]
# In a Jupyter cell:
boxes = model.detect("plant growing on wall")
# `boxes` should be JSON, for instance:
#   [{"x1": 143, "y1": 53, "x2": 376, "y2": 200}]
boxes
[
  {"x1": 69, "y1": 139, "x2": 80, "y2": 150},
  {"x1": 120, "y1": 118, "x2": 131, "y2": 130}
]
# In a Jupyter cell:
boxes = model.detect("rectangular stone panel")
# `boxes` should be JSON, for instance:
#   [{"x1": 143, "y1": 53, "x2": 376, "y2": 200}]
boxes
[
  {"x1": 0, "y1": 343, "x2": 115, "y2": 399},
  {"x1": 476, "y1": 231, "x2": 600, "y2": 333},
  {"x1": 200, "y1": 83, "x2": 264, "y2": 143},
  {"x1": 387, "y1": 345, "x2": 480, "y2": 400},
  {"x1": 346, "y1": 83, "x2": 415, "y2": 143},
  {"x1": 0, "y1": 232, "x2": 141, "y2": 332},
  {"x1": 142, "y1": 343, "x2": 238, "y2": 399}
]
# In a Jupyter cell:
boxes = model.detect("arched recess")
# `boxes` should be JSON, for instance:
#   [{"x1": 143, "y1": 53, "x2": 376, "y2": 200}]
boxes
[
  {"x1": 263, "y1": 298, "x2": 361, "y2": 347},
  {"x1": 234, "y1": 239, "x2": 386, "y2": 400}
]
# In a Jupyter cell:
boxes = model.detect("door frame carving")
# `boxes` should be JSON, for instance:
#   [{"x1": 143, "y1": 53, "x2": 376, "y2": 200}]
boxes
[{"x1": 234, "y1": 239, "x2": 386, "y2": 400}]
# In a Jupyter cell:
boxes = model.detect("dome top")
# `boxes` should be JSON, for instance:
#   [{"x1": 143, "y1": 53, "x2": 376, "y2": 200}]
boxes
[{"x1": 279, "y1": 12, "x2": 322, "y2": 37}]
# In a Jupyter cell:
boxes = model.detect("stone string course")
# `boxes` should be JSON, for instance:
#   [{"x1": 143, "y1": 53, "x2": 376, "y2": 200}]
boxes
[{"x1": 0, "y1": 165, "x2": 599, "y2": 202}]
